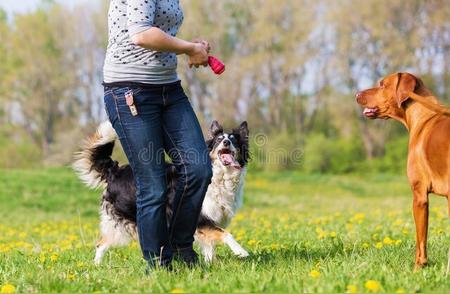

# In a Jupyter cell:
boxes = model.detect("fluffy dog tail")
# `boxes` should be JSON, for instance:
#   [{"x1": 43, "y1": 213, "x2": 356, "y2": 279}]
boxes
[{"x1": 73, "y1": 121, "x2": 118, "y2": 189}]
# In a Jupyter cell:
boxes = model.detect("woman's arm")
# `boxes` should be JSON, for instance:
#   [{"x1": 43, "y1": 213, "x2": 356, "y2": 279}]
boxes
[
  {"x1": 131, "y1": 28, "x2": 192, "y2": 54},
  {"x1": 131, "y1": 28, "x2": 209, "y2": 67},
  {"x1": 126, "y1": 0, "x2": 209, "y2": 67}
]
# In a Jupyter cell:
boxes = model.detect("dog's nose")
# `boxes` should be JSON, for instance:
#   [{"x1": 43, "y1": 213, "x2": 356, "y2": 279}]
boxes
[
  {"x1": 355, "y1": 91, "x2": 367, "y2": 105},
  {"x1": 223, "y1": 139, "x2": 230, "y2": 147}
]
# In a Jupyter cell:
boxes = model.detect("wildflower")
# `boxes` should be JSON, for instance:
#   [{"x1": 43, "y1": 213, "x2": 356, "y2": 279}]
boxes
[
  {"x1": 170, "y1": 289, "x2": 184, "y2": 294},
  {"x1": 77, "y1": 261, "x2": 84, "y2": 268},
  {"x1": 346, "y1": 284, "x2": 357, "y2": 293},
  {"x1": 374, "y1": 242, "x2": 383, "y2": 249},
  {"x1": 269, "y1": 243, "x2": 280, "y2": 250},
  {"x1": 309, "y1": 269, "x2": 321, "y2": 278},
  {"x1": 393, "y1": 219, "x2": 403, "y2": 226},
  {"x1": 39, "y1": 253, "x2": 46, "y2": 263},
  {"x1": 247, "y1": 239, "x2": 257, "y2": 246},
  {"x1": 395, "y1": 239, "x2": 402, "y2": 246},
  {"x1": 365, "y1": 280, "x2": 381, "y2": 292},
  {"x1": 396, "y1": 288, "x2": 405, "y2": 294},
  {"x1": 50, "y1": 253, "x2": 58, "y2": 262},
  {"x1": 330, "y1": 231, "x2": 337, "y2": 238},
  {"x1": 67, "y1": 273, "x2": 76, "y2": 281},
  {"x1": 362, "y1": 242, "x2": 370, "y2": 249},
  {"x1": 350, "y1": 213, "x2": 365, "y2": 224},
  {"x1": 383, "y1": 237, "x2": 394, "y2": 245},
  {"x1": 0, "y1": 284, "x2": 16, "y2": 294}
]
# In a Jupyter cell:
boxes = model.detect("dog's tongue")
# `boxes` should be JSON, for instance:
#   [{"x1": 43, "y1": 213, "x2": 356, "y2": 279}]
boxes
[{"x1": 220, "y1": 153, "x2": 241, "y2": 169}]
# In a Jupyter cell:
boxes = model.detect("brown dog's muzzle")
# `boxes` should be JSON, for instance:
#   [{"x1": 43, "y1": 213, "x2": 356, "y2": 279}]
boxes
[{"x1": 355, "y1": 91, "x2": 367, "y2": 105}]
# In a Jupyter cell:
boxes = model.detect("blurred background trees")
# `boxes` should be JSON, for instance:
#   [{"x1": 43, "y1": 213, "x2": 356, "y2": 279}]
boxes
[{"x1": 0, "y1": 0, "x2": 448, "y2": 172}]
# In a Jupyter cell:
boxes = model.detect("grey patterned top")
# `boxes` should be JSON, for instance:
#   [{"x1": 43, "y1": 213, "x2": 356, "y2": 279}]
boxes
[{"x1": 103, "y1": 0, "x2": 184, "y2": 84}]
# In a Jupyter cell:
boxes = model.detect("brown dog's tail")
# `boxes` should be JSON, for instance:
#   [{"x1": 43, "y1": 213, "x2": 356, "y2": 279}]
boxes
[{"x1": 408, "y1": 92, "x2": 450, "y2": 116}]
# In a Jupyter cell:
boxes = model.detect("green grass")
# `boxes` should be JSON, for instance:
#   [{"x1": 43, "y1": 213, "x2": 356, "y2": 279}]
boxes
[{"x1": 0, "y1": 168, "x2": 449, "y2": 293}]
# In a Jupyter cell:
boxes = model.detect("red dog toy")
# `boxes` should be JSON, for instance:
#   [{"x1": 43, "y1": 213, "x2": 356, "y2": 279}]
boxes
[{"x1": 208, "y1": 55, "x2": 225, "y2": 75}]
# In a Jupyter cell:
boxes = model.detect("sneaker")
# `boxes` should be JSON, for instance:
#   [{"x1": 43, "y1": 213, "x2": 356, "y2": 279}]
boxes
[{"x1": 173, "y1": 245, "x2": 199, "y2": 267}]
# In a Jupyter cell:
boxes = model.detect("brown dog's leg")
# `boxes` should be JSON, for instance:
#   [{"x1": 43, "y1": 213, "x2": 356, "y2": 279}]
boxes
[
  {"x1": 195, "y1": 226, "x2": 249, "y2": 262},
  {"x1": 195, "y1": 226, "x2": 224, "y2": 262},
  {"x1": 412, "y1": 186, "x2": 429, "y2": 269}
]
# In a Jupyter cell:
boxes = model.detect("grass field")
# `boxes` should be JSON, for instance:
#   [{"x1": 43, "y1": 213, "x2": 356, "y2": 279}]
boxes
[{"x1": 0, "y1": 168, "x2": 449, "y2": 293}]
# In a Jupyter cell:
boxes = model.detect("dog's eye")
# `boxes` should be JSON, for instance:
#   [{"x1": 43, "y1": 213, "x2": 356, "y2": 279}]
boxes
[{"x1": 229, "y1": 135, "x2": 234, "y2": 139}]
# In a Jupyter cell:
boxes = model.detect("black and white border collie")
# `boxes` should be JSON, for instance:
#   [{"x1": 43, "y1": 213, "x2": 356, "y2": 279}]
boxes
[{"x1": 73, "y1": 120, "x2": 250, "y2": 264}]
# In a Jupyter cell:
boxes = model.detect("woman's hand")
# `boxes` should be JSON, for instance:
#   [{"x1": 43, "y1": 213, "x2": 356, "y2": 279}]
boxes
[{"x1": 187, "y1": 42, "x2": 209, "y2": 68}]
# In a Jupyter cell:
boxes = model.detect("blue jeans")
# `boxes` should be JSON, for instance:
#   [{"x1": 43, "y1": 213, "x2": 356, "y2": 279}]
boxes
[{"x1": 104, "y1": 81, "x2": 212, "y2": 262}]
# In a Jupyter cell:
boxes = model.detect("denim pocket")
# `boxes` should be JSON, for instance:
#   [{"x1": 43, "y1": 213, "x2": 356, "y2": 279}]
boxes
[{"x1": 111, "y1": 87, "x2": 143, "y2": 102}]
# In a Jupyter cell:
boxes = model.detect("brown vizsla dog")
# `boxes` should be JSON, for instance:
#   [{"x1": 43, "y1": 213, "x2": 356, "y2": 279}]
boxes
[{"x1": 355, "y1": 72, "x2": 450, "y2": 269}]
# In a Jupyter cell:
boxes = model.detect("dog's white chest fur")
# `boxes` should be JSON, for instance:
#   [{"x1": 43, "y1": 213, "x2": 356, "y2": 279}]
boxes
[{"x1": 201, "y1": 161, "x2": 246, "y2": 228}]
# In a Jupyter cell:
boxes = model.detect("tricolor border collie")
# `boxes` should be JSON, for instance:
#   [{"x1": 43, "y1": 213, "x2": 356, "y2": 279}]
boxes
[{"x1": 73, "y1": 120, "x2": 250, "y2": 264}]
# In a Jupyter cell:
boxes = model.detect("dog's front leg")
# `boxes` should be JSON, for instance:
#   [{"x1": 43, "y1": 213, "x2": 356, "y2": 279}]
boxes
[
  {"x1": 222, "y1": 231, "x2": 249, "y2": 258},
  {"x1": 412, "y1": 187, "x2": 429, "y2": 269}
]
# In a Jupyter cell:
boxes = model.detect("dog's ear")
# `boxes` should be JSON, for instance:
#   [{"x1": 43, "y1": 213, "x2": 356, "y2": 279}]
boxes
[
  {"x1": 209, "y1": 120, "x2": 223, "y2": 138},
  {"x1": 234, "y1": 121, "x2": 250, "y2": 166},
  {"x1": 395, "y1": 72, "x2": 417, "y2": 108},
  {"x1": 238, "y1": 121, "x2": 249, "y2": 139}
]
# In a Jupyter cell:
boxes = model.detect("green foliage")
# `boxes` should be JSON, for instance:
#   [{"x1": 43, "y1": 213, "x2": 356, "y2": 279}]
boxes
[
  {"x1": 0, "y1": 126, "x2": 41, "y2": 168},
  {"x1": 249, "y1": 130, "x2": 303, "y2": 172},
  {"x1": 303, "y1": 134, "x2": 366, "y2": 174},
  {"x1": 370, "y1": 136, "x2": 409, "y2": 174}
]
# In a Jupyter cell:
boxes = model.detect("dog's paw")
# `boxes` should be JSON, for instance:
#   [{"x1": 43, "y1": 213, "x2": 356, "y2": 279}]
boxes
[{"x1": 235, "y1": 249, "x2": 249, "y2": 258}]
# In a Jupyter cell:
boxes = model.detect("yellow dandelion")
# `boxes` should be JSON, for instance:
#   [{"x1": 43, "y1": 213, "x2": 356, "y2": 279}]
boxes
[
  {"x1": 0, "y1": 284, "x2": 16, "y2": 294},
  {"x1": 50, "y1": 253, "x2": 58, "y2": 262},
  {"x1": 67, "y1": 273, "x2": 76, "y2": 281},
  {"x1": 170, "y1": 289, "x2": 184, "y2": 294},
  {"x1": 270, "y1": 243, "x2": 280, "y2": 250},
  {"x1": 362, "y1": 242, "x2": 370, "y2": 249},
  {"x1": 346, "y1": 284, "x2": 357, "y2": 293},
  {"x1": 247, "y1": 239, "x2": 257, "y2": 246},
  {"x1": 77, "y1": 261, "x2": 84, "y2": 268},
  {"x1": 396, "y1": 288, "x2": 405, "y2": 294},
  {"x1": 393, "y1": 219, "x2": 403, "y2": 226},
  {"x1": 330, "y1": 231, "x2": 337, "y2": 238},
  {"x1": 383, "y1": 237, "x2": 394, "y2": 245},
  {"x1": 374, "y1": 242, "x2": 383, "y2": 249},
  {"x1": 39, "y1": 253, "x2": 46, "y2": 263},
  {"x1": 365, "y1": 280, "x2": 381, "y2": 292},
  {"x1": 395, "y1": 239, "x2": 402, "y2": 246},
  {"x1": 309, "y1": 269, "x2": 321, "y2": 278}
]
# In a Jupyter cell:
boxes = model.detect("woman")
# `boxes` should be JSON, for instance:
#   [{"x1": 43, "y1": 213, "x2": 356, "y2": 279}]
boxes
[{"x1": 102, "y1": 0, "x2": 213, "y2": 270}]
